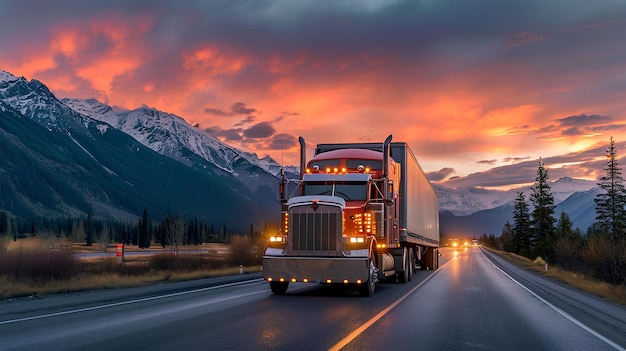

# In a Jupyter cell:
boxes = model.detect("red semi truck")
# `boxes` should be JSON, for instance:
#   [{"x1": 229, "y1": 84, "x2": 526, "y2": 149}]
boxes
[{"x1": 263, "y1": 135, "x2": 439, "y2": 296}]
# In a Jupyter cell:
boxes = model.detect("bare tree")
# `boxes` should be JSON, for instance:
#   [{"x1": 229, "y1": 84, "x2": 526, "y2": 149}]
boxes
[{"x1": 164, "y1": 213, "x2": 187, "y2": 254}]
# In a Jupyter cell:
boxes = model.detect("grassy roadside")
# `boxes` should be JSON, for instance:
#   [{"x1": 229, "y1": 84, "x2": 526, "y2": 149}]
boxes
[
  {"x1": 0, "y1": 237, "x2": 262, "y2": 299},
  {"x1": 483, "y1": 246, "x2": 626, "y2": 306}
]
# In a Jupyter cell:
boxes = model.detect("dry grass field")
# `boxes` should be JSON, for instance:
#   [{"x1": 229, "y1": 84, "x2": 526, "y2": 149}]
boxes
[{"x1": 0, "y1": 237, "x2": 261, "y2": 299}]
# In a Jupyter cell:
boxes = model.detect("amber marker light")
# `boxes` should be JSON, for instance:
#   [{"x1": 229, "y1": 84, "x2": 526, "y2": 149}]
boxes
[
  {"x1": 326, "y1": 279, "x2": 332, "y2": 284},
  {"x1": 279, "y1": 278, "x2": 285, "y2": 282},
  {"x1": 291, "y1": 278, "x2": 297, "y2": 282},
  {"x1": 356, "y1": 279, "x2": 362, "y2": 284},
  {"x1": 303, "y1": 278, "x2": 309, "y2": 283},
  {"x1": 343, "y1": 279, "x2": 349, "y2": 284}
]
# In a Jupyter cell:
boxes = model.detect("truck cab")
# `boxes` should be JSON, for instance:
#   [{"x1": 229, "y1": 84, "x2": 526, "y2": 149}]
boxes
[{"x1": 263, "y1": 135, "x2": 438, "y2": 296}]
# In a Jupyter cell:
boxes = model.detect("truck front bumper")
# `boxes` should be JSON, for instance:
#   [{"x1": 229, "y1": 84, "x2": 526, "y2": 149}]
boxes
[{"x1": 262, "y1": 256, "x2": 370, "y2": 283}]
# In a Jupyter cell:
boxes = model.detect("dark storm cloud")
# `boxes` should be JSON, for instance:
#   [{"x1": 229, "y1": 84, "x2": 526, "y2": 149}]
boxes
[
  {"x1": 552, "y1": 114, "x2": 625, "y2": 137},
  {"x1": 243, "y1": 121, "x2": 275, "y2": 138},
  {"x1": 267, "y1": 133, "x2": 299, "y2": 150},
  {"x1": 427, "y1": 168, "x2": 456, "y2": 182},
  {"x1": 503, "y1": 156, "x2": 530, "y2": 163},
  {"x1": 234, "y1": 116, "x2": 256, "y2": 127},
  {"x1": 562, "y1": 127, "x2": 583, "y2": 136},
  {"x1": 558, "y1": 114, "x2": 612, "y2": 127},
  {"x1": 231, "y1": 102, "x2": 257, "y2": 115},
  {"x1": 204, "y1": 102, "x2": 258, "y2": 117},
  {"x1": 204, "y1": 108, "x2": 230, "y2": 116},
  {"x1": 205, "y1": 126, "x2": 243, "y2": 141}
]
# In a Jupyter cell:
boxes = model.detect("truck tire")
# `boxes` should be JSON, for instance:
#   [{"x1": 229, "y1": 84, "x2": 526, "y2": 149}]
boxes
[
  {"x1": 408, "y1": 249, "x2": 414, "y2": 281},
  {"x1": 359, "y1": 254, "x2": 376, "y2": 297},
  {"x1": 398, "y1": 248, "x2": 409, "y2": 284},
  {"x1": 270, "y1": 281, "x2": 289, "y2": 295}
]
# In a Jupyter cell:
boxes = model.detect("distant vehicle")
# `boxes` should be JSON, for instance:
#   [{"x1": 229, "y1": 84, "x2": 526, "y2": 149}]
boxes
[{"x1": 263, "y1": 135, "x2": 440, "y2": 296}]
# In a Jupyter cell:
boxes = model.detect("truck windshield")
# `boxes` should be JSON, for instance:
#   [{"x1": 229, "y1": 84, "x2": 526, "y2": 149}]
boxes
[{"x1": 304, "y1": 181, "x2": 367, "y2": 201}]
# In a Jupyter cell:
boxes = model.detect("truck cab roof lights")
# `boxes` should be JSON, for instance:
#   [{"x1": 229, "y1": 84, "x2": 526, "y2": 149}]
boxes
[{"x1": 356, "y1": 165, "x2": 371, "y2": 173}]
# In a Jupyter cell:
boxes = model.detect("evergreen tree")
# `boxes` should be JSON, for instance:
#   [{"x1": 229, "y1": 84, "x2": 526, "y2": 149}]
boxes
[
  {"x1": 554, "y1": 211, "x2": 582, "y2": 268},
  {"x1": 594, "y1": 137, "x2": 626, "y2": 237},
  {"x1": 555, "y1": 212, "x2": 577, "y2": 241},
  {"x1": 85, "y1": 209, "x2": 94, "y2": 246},
  {"x1": 0, "y1": 211, "x2": 7, "y2": 235},
  {"x1": 139, "y1": 208, "x2": 151, "y2": 249},
  {"x1": 530, "y1": 158, "x2": 556, "y2": 261},
  {"x1": 501, "y1": 221, "x2": 513, "y2": 252},
  {"x1": 592, "y1": 137, "x2": 626, "y2": 285},
  {"x1": 512, "y1": 192, "x2": 532, "y2": 257}
]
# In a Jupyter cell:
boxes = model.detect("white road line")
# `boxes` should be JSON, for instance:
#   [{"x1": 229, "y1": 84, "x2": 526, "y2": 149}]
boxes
[
  {"x1": 482, "y1": 250, "x2": 625, "y2": 351},
  {"x1": 0, "y1": 278, "x2": 265, "y2": 325},
  {"x1": 328, "y1": 260, "x2": 450, "y2": 351}
]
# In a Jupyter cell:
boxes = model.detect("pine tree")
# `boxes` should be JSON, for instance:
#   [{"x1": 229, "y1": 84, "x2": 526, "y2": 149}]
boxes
[
  {"x1": 555, "y1": 212, "x2": 577, "y2": 241},
  {"x1": 592, "y1": 137, "x2": 626, "y2": 285},
  {"x1": 530, "y1": 158, "x2": 556, "y2": 261},
  {"x1": 594, "y1": 137, "x2": 626, "y2": 237},
  {"x1": 554, "y1": 211, "x2": 582, "y2": 268},
  {"x1": 139, "y1": 208, "x2": 151, "y2": 249},
  {"x1": 85, "y1": 209, "x2": 94, "y2": 246},
  {"x1": 501, "y1": 221, "x2": 513, "y2": 252},
  {"x1": 512, "y1": 192, "x2": 532, "y2": 257}
]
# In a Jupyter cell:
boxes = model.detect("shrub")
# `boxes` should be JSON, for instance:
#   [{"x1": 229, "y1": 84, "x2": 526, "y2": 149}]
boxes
[
  {"x1": 0, "y1": 247, "x2": 79, "y2": 282},
  {"x1": 226, "y1": 235, "x2": 264, "y2": 267},
  {"x1": 149, "y1": 253, "x2": 224, "y2": 272},
  {"x1": 533, "y1": 256, "x2": 546, "y2": 267}
]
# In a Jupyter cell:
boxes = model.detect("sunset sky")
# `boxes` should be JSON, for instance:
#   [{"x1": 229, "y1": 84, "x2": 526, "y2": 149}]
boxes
[{"x1": 2, "y1": 0, "x2": 626, "y2": 190}]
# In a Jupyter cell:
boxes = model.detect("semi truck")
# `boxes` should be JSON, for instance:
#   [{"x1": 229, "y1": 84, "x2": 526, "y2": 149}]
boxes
[{"x1": 262, "y1": 135, "x2": 439, "y2": 296}]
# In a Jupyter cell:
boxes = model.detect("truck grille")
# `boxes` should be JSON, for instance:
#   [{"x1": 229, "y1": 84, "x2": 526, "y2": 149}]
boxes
[{"x1": 288, "y1": 204, "x2": 342, "y2": 255}]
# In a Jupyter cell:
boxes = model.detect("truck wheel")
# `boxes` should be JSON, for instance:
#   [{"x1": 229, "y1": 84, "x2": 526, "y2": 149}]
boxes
[
  {"x1": 270, "y1": 281, "x2": 289, "y2": 295},
  {"x1": 398, "y1": 248, "x2": 409, "y2": 284},
  {"x1": 359, "y1": 254, "x2": 376, "y2": 297},
  {"x1": 408, "y1": 249, "x2": 414, "y2": 281}
]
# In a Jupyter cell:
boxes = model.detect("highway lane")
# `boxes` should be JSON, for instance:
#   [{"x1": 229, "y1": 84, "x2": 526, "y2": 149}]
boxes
[
  {"x1": 338, "y1": 247, "x2": 626, "y2": 351},
  {"x1": 1, "y1": 247, "x2": 624, "y2": 350},
  {"x1": 0, "y1": 268, "x2": 444, "y2": 350}
]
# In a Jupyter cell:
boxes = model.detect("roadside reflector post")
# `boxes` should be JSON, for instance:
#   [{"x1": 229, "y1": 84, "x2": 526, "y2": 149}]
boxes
[
  {"x1": 117, "y1": 243, "x2": 124, "y2": 264},
  {"x1": 239, "y1": 264, "x2": 243, "y2": 274}
]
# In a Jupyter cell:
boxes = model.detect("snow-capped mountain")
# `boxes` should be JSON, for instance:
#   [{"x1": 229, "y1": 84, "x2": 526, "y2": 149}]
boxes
[
  {"x1": 438, "y1": 177, "x2": 600, "y2": 236},
  {"x1": 62, "y1": 98, "x2": 293, "y2": 176},
  {"x1": 0, "y1": 71, "x2": 103, "y2": 135},
  {"x1": 0, "y1": 70, "x2": 278, "y2": 230},
  {"x1": 435, "y1": 177, "x2": 597, "y2": 216},
  {"x1": 62, "y1": 98, "x2": 298, "y2": 196}
]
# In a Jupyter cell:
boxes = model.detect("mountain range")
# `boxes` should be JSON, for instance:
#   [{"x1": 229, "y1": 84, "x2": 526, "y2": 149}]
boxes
[
  {"x1": 0, "y1": 69, "x2": 603, "y2": 236},
  {"x1": 438, "y1": 180, "x2": 600, "y2": 238},
  {"x1": 0, "y1": 70, "x2": 284, "y2": 233}
]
